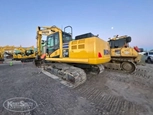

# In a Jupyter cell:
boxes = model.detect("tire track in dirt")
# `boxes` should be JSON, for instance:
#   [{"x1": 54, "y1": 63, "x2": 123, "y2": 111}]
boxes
[
  {"x1": 75, "y1": 79, "x2": 147, "y2": 114},
  {"x1": 105, "y1": 68, "x2": 153, "y2": 80},
  {"x1": 105, "y1": 68, "x2": 153, "y2": 90},
  {"x1": 74, "y1": 65, "x2": 153, "y2": 115},
  {"x1": 75, "y1": 86, "x2": 147, "y2": 115}
]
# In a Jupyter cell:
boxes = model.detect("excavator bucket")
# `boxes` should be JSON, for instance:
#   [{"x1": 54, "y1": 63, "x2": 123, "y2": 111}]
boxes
[
  {"x1": 33, "y1": 53, "x2": 46, "y2": 67},
  {"x1": 33, "y1": 59, "x2": 42, "y2": 67}
]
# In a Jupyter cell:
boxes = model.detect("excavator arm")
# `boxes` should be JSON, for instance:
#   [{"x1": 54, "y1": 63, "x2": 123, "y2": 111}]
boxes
[{"x1": 36, "y1": 26, "x2": 62, "y2": 56}]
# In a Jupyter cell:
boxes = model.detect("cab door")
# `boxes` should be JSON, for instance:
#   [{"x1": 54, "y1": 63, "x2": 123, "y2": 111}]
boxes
[{"x1": 46, "y1": 32, "x2": 60, "y2": 58}]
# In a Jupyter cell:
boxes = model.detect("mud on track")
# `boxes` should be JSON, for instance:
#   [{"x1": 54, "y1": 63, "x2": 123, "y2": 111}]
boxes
[{"x1": 0, "y1": 62, "x2": 153, "y2": 115}]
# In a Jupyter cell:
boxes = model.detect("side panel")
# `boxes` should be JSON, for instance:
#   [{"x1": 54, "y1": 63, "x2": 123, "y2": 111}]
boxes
[
  {"x1": 69, "y1": 39, "x2": 89, "y2": 58},
  {"x1": 121, "y1": 48, "x2": 138, "y2": 57},
  {"x1": 110, "y1": 48, "x2": 121, "y2": 57},
  {"x1": 111, "y1": 47, "x2": 138, "y2": 57},
  {"x1": 91, "y1": 38, "x2": 111, "y2": 64},
  {"x1": 68, "y1": 37, "x2": 111, "y2": 64}
]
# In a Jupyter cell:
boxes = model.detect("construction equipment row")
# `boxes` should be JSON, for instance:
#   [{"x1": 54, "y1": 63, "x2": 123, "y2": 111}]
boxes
[
  {"x1": 33, "y1": 25, "x2": 145, "y2": 88},
  {"x1": 0, "y1": 25, "x2": 145, "y2": 87},
  {"x1": 0, "y1": 45, "x2": 36, "y2": 63}
]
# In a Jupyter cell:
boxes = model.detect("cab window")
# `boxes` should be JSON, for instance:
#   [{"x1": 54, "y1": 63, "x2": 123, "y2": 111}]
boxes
[
  {"x1": 55, "y1": 33, "x2": 59, "y2": 45},
  {"x1": 47, "y1": 32, "x2": 59, "y2": 46},
  {"x1": 149, "y1": 52, "x2": 153, "y2": 55},
  {"x1": 62, "y1": 32, "x2": 72, "y2": 43},
  {"x1": 47, "y1": 35, "x2": 54, "y2": 47}
]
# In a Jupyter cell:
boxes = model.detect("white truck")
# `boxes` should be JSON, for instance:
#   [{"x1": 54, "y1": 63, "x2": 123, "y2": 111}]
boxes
[{"x1": 143, "y1": 51, "x2": 153, "y2": 63}]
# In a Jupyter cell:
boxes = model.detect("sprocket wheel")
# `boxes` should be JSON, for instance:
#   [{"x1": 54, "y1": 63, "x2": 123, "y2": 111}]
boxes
[{"x1": 121, "y1": 61, "x2": 136, "y2": 73}]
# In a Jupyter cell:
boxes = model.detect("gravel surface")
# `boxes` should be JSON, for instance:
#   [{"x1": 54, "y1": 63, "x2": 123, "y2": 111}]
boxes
[{"x1": 0, "y1": 60, "x2": 153, "y2": 115}]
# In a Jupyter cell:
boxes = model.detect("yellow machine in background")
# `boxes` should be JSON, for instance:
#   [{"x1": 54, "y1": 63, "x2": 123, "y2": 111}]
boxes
[
  {"x1": 0, "y1": 45, "x2": 36, "y2": 62},
  {"x1": 22, "y1": 46, "x2": 36, "y2": 62},
  {"x1": 13, "y1": 46, "x2": 36, "y2": 62},
  {"x1": 0, "y1": 47, "x2": 4, "y2": 62},
  {"x1": 103, "y1": 35, "x2": 145, "y2": 73},
  {"x1": 3, "y1": 45, "x2": 16, "y2": 58},
  {"x1": 34, "y1": 25, "x2": 111, "y2": 88},
  {"x1": 13, "y1": 46, "x2": 25, "y2": 60},
  {"x1": 0, "y1": 45, "x2": 16, "y2": 61}
]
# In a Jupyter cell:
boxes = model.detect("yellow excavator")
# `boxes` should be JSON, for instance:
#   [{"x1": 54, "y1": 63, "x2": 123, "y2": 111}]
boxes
[
  {"x1": 0, "y1": 46, "x2": 16, "y2": 61},
  {"x1": 13, "y1": 47, "x2": 25, "y2": 60},
  {"x1": 13, "y1": 46, "x2": 36, "y2": 62},
  {"x1": 0, "y1": 48, "x2": 4, "y2": 62},
  {"x1": 34, "y1": 25, "x2": 111, "y2": 88},
  {"x1": 2, "y1": 45, "x2": 16, "y2": 59},
  {"x1": 23, "y1": 46, "x2": 36, "y2": 62},
  {"x1": 103, "y1": 35, "x2": 145, "y2": 73}
]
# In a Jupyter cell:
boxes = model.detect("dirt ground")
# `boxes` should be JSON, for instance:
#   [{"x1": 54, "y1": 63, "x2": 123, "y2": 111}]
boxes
[{"x1": 0, "y1": 60, "x2": 153, "y2": 115}]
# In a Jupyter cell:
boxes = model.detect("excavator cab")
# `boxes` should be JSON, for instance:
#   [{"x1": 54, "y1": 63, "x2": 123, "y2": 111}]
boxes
[
  {"x1": 108, "y1": 35, "x2": 131, "y2": 48},
  {"x1": 25, "y1": 49, "x2": 34, "y2": 56},
  {"x1": 108, "y1": 35, "x2": 137, "y2": 57},
  {"x1": 46, "y1": 30, "x2": 72, "y2": 56}
]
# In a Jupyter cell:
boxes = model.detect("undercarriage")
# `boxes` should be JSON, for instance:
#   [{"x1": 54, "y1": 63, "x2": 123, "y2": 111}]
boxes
[
  {"x1": 34, "y1": 60, "x2": 105, "y2": 88},
  {"x1": 103, "y1": 57, "x2": 138, "y2": 73}
]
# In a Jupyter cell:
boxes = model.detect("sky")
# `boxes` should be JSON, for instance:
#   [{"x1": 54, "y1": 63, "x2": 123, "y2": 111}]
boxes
[{"x1": 0, "y1": 0, "x2": 153, "y2": 50}]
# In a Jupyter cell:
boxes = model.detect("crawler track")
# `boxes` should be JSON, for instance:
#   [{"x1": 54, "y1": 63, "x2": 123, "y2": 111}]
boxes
[
  {"x1": 42, "y1": 63, "x2": 87, "y2": 88},
  {"x1": 41, "y1": 63, "x2": 105, "y2": 88}
]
